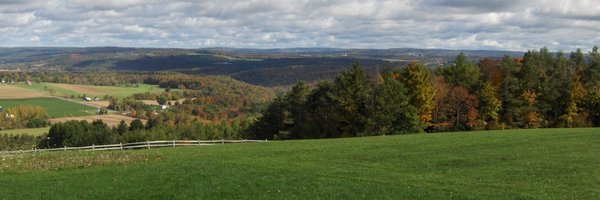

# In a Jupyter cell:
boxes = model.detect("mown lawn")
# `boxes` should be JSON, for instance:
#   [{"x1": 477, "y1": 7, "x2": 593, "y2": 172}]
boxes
[
  {"x1": 0, "y1": 97, "x2": 97, "y2": 118},
  {"x1": 1, "y1": 128, "x2": 599, "y2": 199}
]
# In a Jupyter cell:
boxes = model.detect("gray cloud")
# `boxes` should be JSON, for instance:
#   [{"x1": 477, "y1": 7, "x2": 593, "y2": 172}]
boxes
[{"x1": 0, "y1": 0, "x2": 598, "y2": 51}]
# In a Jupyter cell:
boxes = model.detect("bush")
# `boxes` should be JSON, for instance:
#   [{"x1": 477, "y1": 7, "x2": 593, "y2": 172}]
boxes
[{"x1": 26, "y1": 118, "x2": 49, "y2": 128}]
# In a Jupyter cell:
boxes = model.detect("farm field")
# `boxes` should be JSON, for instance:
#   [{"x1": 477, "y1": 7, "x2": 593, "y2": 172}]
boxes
[
  {"x1": 0, "y1": 97, "x2": 97, "y2": 118},
  {"x1": 0, "y1": 84, "x2": 46, "y2": 99},
  {"x1": 1, "y1": 128, "x2": 599, "y2": 199},
  {"x1": 81, "y1": 100, "x2": 110, "y2": 108},
  {"x1": 0, "y1": 127, "x2": 49, "y2": 136},
  {"x1": 17, "y1": 82, "x2": 165, "y2": 99},
  {"x1": 49, "y1": 114, "x2": 146, "y2": 127}
]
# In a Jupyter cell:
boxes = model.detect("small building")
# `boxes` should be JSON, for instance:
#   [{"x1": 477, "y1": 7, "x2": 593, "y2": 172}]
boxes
[
  {"x1": 4, "y1": 113, "x2": 15, "y2": 119},
  {"x1": 83, "y1": 97, "x2": 92, "y2": 101},
  {"x1": 160, "y1": 105, "x2": 169, "y2": 110}
]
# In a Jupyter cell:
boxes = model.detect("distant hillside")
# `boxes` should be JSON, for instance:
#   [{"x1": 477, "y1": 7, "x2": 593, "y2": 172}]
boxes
[{"x1": 0, "y1": 47, "x2": 523, "y2": 86}]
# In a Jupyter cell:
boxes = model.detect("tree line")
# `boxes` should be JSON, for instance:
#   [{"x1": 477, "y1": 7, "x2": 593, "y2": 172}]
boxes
[
  {"x1": 38, "y1": 119, "x2": 248, "y2": 148},
  {"x1": 248, "y1": 46, "x2": 600, "y2": 139}
]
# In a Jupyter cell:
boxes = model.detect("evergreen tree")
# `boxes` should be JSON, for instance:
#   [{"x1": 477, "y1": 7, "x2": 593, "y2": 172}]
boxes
[
  {"x1": 584, "y1": 87, "x2": 600, "y2": 126},
  {"x1": 157, "y1": 96, "x2": 168, "y2": 105},
  {"x1": 545, "y1": 52, "x2": 572, "y2": 126},
  {"x1": 372, "y1": 75, "x2": 422, "y2": 134},
  {"x1": 498, "y1": 55, "x2": 522, "y2": 127},
  {"x1": 443, "y1": 52, "x2": 480, "y2": 89},
  {"x1": 330, "y1": 63, "x2": 372, "y2": 137},
  {"x1": 248, "y1": 96, "x2": 286, "y2": 139},
  {"x1": 583, "y1": 46, "x2": 600, "y2": 88},
  {"x1": 285, "y1": 81, "x2": 310, "y2": 139},
  {"x1": 116, "y1": 120, "x2": 128, "y2": 135},
  {"x1": 293, "y1": 82, "x2": 339, "y2": 138},
  {"x1": 129, "y1": 119, "x2": 145, "y2": 131},
  {"x1": 570, "y1": 48, "x2": 585, "y2": 75}
]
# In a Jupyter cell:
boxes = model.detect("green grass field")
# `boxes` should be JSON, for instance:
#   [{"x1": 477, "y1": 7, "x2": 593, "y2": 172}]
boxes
[
  {"x1": 1, "y1": 128, "x2": 599, "y2": 199},
  {"x1": 0, "y1": 127, "x2": 49, "y2": 136},
  {"x1": 0, "y1": 97, "x2": 97, "y2": 118},
  {"x1": 17, "y1": 82, "x2": 167, "y2": 99}
]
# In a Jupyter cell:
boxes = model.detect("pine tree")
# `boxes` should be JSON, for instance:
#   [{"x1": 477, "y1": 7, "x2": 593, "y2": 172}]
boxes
[
  {"x1": 285, "y1": 81, "x2": 310, "y2": 139},
  {"x1": 583, "y1": 46, "x2": 600, "y2": 88},
  {"x1": 248, "y1": 96, "x2": 286, "y2": 139},
  {"x1": 129, "y1": 119, "x2": 145, "y2": 131},
  {"x1": 117, "y1": 120, "x2": 128, "y2": 135},
  {"x1": 372, "y1": 75, "x2": 422, "y2": 134},
  {"x1": 443, "y1": 52, "x2": 480, "y2": 90},
  {"x1": 498, "y1": 55, "x2": 522, "y2": 127},
  {"x1": 295, "y1": 82, "x2": 339, "y2": 138},
  {"x1": 545, "y1": 52, "x2": 572, "y2": 126},
  {"x1": 330, "y1": 63, "x2": 372, "y2": 137}
]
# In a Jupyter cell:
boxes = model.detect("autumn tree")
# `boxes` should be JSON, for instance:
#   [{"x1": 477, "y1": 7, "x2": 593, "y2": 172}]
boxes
[
  {"x1": 476, "y1": 81, "x2": 501, "y2": 129},
  {"x1": 445, "y1": 86, "x2": 479, "y2": 130},
  {"x1": 430, "y1": 75, "x2": 451, "y2": 132},
  {"x1": 396, "y1": 62, "x2": 436, "y2": 125},
  {"x1": 478, "y1": 58, "x2": 502, "y2": 88},
  {"x1": 520, "y1": 90, "x2": 544, "y2": 128}
]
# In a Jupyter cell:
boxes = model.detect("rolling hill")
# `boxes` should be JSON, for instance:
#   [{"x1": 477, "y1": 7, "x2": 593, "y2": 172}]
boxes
[{"x1": 0, "y1": 47, "x2": 523, "y2": 86}]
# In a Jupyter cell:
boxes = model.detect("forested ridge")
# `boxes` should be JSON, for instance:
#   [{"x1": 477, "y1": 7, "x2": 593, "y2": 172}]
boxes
[{"x1": 248, "y1": 46, "x2": 600, "y2": 139}]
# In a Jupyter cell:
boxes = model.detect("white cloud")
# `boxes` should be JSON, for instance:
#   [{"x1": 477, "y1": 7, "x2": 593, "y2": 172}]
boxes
[
  {"x1": 0, "y1": 0, "x2": 598, "y2": 51},
  {"x1": 29, "y1": 36, "x2": 40, "y2": 42}
]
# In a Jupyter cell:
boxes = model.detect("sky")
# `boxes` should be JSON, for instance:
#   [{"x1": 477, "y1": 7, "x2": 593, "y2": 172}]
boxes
[{"x1": 0, "y1": 0, "x2": 599, "y2": 51}]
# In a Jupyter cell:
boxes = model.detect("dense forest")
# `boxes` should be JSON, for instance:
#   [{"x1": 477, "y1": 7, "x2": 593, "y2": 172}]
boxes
[{"x1": 248, "y1": 46, "x2": 600, "y2": 139}]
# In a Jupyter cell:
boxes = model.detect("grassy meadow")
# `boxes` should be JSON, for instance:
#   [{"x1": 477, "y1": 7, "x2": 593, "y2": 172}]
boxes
[
  {"x1": 17, "y1": 82, "x2": 166, "y2": 99},
  {"x1": 1, "y1": 128, "x2": 599, "y2": 199},
  {"x1": 0, "y1": 97, "x2": 97, "y2": 118},
  {"x1": 0, "y1": 127, "x2": 49, "y2": 136}
]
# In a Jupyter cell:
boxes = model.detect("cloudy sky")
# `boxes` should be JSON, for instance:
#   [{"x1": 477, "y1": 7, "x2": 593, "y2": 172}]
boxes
[{"x1": 0, "y1": 0, "x2": 599, "y2": 51}]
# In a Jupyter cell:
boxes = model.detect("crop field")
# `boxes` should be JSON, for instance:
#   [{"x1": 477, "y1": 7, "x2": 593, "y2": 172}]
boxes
[
  {"x1": 0, "y1": 84, "x2": 47, "y2": 99},
  {"x1": 0, "y1": 127, "x2": 50, "y2": 136},
  {"x1": 17, "y1": 82, "x2": 165, "y2": 99},
  {"x1": 1, "y1": 128, "x2": 599, "y2": 199},
  {"x1": 49, "y1": 114, "x2": 146, "y2": 127},
  {"x1": 0, "y1": 98, "x2": 97, "y2": 118}
]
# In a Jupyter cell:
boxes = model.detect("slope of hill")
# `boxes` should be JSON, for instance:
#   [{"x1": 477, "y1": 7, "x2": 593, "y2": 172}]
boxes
[
  {"x1": 1, "y1": 128, "x2": 598, "y2": 199},
  {"x1": 0, "y1": 47, "x2": 523, "y2": 86}
]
